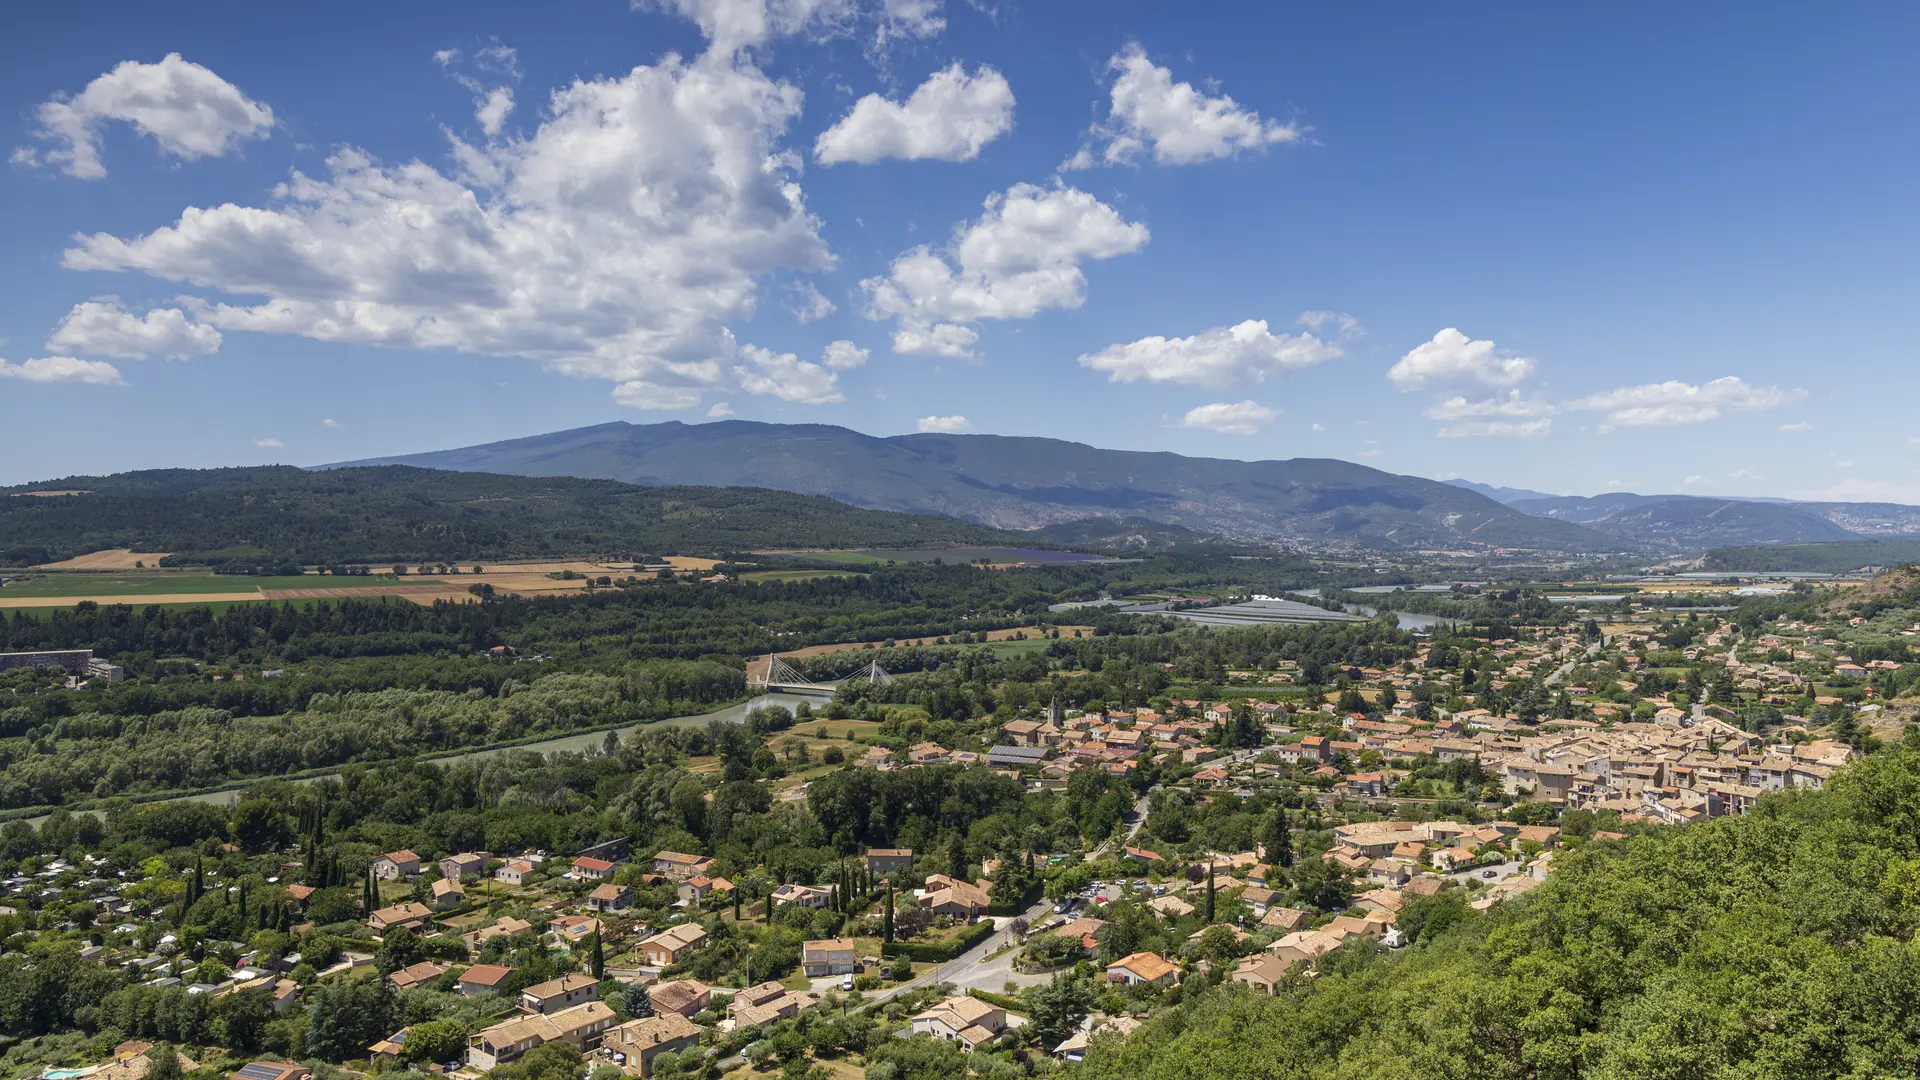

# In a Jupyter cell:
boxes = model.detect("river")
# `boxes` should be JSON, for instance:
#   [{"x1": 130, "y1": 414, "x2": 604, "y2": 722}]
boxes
[
  {"x1": 1285, "y1": 589, "x2": 1461, "y2": 631},
  {"x1": 23, "y1": 691, "x2": 827, "y2": 829}
]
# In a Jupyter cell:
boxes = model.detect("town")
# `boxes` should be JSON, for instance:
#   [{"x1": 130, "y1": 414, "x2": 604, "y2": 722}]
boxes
[{"x1": 1, "y1": 556, "x2": 1913, "y2": 1080}]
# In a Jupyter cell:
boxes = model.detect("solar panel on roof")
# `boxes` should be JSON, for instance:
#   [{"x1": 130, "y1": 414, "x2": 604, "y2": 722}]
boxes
[{"x1": 236, "y1": 1064, "x2": 285, "y2": 1080}]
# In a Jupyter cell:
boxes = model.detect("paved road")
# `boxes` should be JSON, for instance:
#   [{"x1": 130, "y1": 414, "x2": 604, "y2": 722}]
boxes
[
  {"x1": 1094, "y1": 794, "x2": 1152, "y2": 858},
  {"x1": 856, "y1": 892, "x2": 1055, "y2": 1013},
  {"x1": 855, "y1": 790, "x2": 1157, "y2": 1014},
  {"x1": 1542, "y1": 639, "x2": 1604, "y2": 687}
]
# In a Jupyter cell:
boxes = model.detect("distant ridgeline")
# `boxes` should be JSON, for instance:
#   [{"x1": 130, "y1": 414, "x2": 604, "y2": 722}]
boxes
[
  {"x1": 1702, "y1": 539, "x2": 1920, "y2": 574},
  {"x1": 0, "y1": 466, "x2": 1033, "y2": 568}
]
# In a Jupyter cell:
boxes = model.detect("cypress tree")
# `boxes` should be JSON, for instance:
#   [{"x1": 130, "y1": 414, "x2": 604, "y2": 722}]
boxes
[
  {"x1": 884, "y1": 883, "x2": 894, "y2": 944},
  {"x1": 1266, "y1": 808, "x2": 1295, "y2": 870},
  {"x1": 734, "y1": 886, "x2": 742, "y2": 921},
  {"x1": 1204, "y1": 862, "x2": 1216, "y2": 923},
  {"x1": 191, "y1": 859, "x2": 204, "y2": 907},
  {"x1": 590, "y1": 930, "x2": 605, "y2": 979}
]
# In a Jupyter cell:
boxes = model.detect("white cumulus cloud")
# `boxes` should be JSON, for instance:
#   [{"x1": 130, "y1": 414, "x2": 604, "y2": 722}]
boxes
[
  {"x1": 875, "y1": 0, "x2": 945, "y2": 47},
  {"x1": 476, "y1": 88, "x2": 516, "y2": 137},
  {"x1": 46, "y1": 300, "x2": 221, "y2": 360},
  {"x1": 0, "y1": 357, "x2": 126, "y2": 384},
  {"x1": 822, "y1": 340, "x2": 869, "y2": 369},
  {"x1": 1567, "y1": 376, "x2": 1804, "y2": 433},
  {"x1": 862, "y1": 182, "x2": 1147, "y2": 356},
  {"x1": 815, "y1": 63, "x2": 1013, "y2": 164},
  {"x1": 1080, "y1": 315, "x2": 1346, "y2": 389},
  {"x1": 638, "y1": 0, "x2": 858, "y2": 56},
  {"x1": 1388, "y1": 328, "x2": 1536, "y2": 392},
  {"x1": 733, "y1": 343, "x2": 844, "y2": 403},
  {"x1": 708, "y1": 401, "x2": 735, "y2": 416},
  {"x1": 916, "y1": 414, "x2": 969, "y2": 432},
  {"x1": 890, "y1": 321, "x2": 977, "y2": 358},
  {"x1": 21, "y1": 54, "x2": 274, "y2": 179},
  {"x1": 788, "y1": 282, "x2": 836, "y2": 322},
  {"x1": 323, "y1": 418, "x2": 342, "y2": 428},
  {"x1": 253, "y1": 437, "x2": 285, "y2": 449},
  {"x1": 1066, "y1": 44, "x2": 1301, "y2": 168},
  {"x1": 437, "y1": 43, "x2": 521, "y2": 138},
  {"x1": 1435, "y1": 418, "x2": 1553, "y2": 439},
  {"x1": 1177, "y1": 400, "x2": 1275, "y2": 435},
  {"x1": 1424, "y1": 390, "x2": 1557, "y2": 421},
  {"x1": 62, "y1": 53, "x2": 833, "y2": 411},
  {"x1": 1425, "y1": 390, "x2": 1556, "y2": 436}
]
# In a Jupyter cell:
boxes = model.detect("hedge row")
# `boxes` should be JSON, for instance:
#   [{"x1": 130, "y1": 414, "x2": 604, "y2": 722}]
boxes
[
  {"x1": 967, "y1": 987, "x2": 1023, "y2": 1012},
  {"x1": 881, "y1": 920, "x2": 996, "y2": 963}
]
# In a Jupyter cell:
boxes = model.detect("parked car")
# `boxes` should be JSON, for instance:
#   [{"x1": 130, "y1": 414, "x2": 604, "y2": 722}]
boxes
[{"x1": 1481, "y1": 869, "x2": 1499, "y2": 879}]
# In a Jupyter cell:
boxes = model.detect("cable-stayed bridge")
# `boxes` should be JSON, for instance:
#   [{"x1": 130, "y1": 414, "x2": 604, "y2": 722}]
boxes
[{"x1": 752, "y1": 655, "x2": 893, "y2": 696}]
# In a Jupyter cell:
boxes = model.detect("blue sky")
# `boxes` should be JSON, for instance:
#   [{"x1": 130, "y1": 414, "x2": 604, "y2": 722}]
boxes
[{"x1": 4, "y1": 1, "x2": 1918, "y2": 501}]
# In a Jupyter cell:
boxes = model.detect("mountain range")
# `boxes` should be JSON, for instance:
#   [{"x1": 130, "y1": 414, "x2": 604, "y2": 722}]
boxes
[
  {"x1": 1447, "y1": 484, "x2": 1920, "y2": 549},
  {"x1": 328, "y1": 421, "x2": 1612, "y2": 553},
  {"x1": 327, "y1": 421, "x2": 1920, "y2": 555}
]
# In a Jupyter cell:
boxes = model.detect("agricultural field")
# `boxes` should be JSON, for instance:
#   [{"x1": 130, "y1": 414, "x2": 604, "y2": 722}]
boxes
[
  {"x1": 0, "y1": 573, "x2": 305, "y2": 597},
  {"x1": 31, "y1": 547, "x2": 170, "y2": 570},
  {"x1": 763, "y1": 546, "x2": 1106, "y2": 566},
  {"x1": 0, "y1": 565, "x2": 595, "y2": 608},
  {"x1": 741, "y1": 568, "x2": 858, "y2": 583}
]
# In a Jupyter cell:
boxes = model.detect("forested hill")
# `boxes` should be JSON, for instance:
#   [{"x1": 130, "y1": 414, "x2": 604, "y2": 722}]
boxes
[
  {"x1": 1075, "y1": 743, "x2": 1920, "y2": 1080},
  {"x1": 0, "y1": 466, "x2": 1030, "y2": 567},
  {"x1": 330, "y1": 420, "x2": 1614, "y2": 552},
  {"x1": 1703, "y1": 538, "x2": 1920, "y2": 573}
]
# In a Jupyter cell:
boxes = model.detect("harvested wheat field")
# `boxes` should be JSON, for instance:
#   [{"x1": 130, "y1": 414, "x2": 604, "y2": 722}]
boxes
[
  {"x1": 464, "y1": 559, "x2": 633, "y2": 575},
  {"x1": 665, "y1": 556, "x2": 722, "y2": 571},
  {"x1": 262, "y1": 582, "x2": 476, "y2": 602},
  {"x1": 0, "y1": 591, "x2": 265, "y2": 608},
  {"x1": 472, "y1": 572, "x2": 593, "y2": 596},
  {"x1": 34, "y1": 548, "x2": 174, "y2": 570}
]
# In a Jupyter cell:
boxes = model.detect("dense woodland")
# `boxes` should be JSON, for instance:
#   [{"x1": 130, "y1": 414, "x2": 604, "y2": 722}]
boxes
[
  {"x1": 1073, "y1": 740, "x2": 1920, "y2": 1079},
  {"x1": 0, "y1": 467, "x2": 1026, "y2": 567}
]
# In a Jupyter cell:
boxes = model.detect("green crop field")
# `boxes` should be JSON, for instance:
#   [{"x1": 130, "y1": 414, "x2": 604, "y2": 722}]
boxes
[{"x1": 741, "y1": 569, "x2": 859, "y2": 583}]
